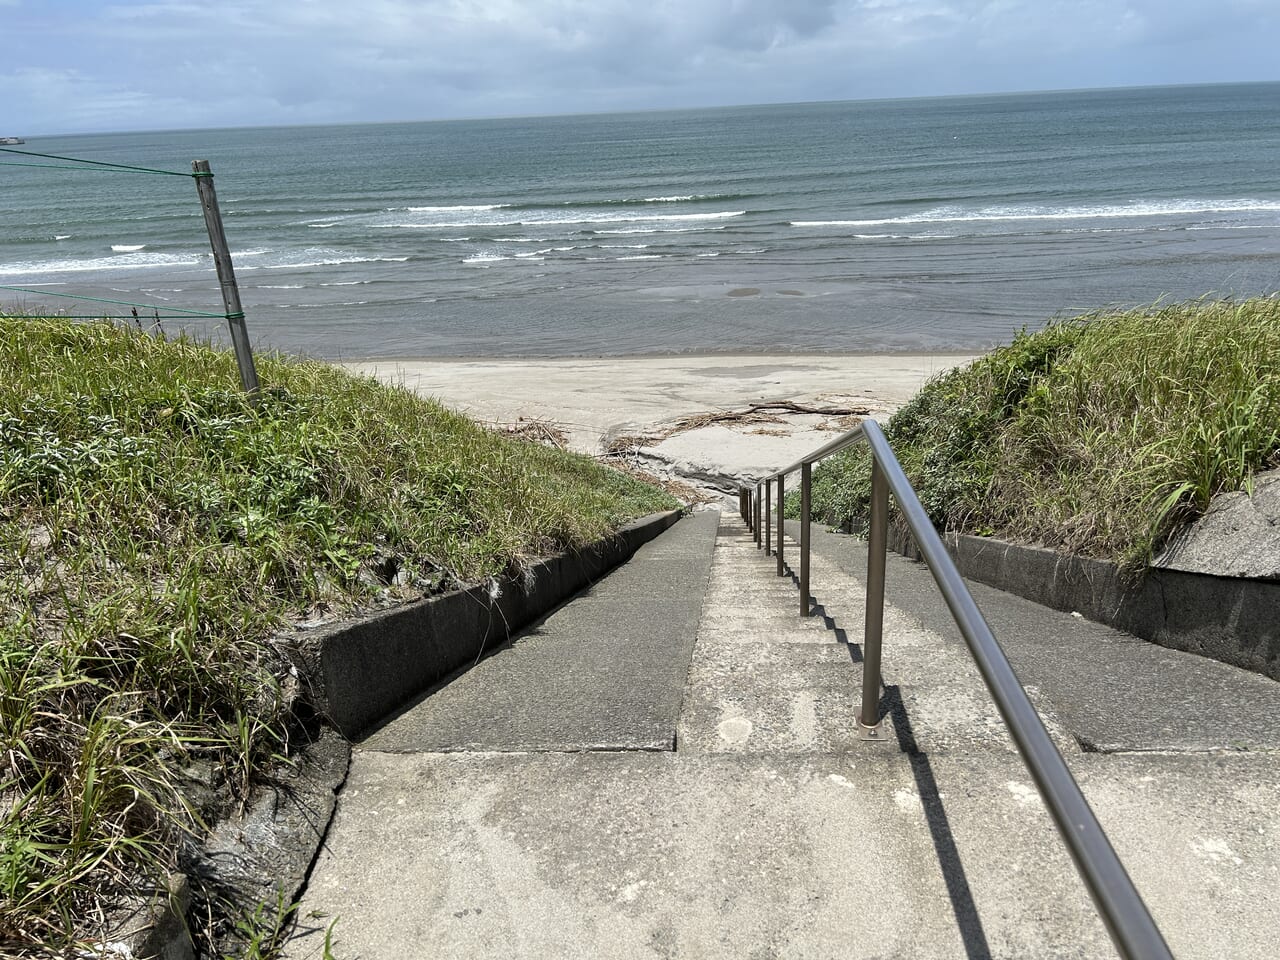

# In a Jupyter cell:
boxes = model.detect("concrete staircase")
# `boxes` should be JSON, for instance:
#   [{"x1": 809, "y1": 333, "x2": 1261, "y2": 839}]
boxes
[{"x1": 285, "y1": 509, "x2": 1280, "y2": 959}]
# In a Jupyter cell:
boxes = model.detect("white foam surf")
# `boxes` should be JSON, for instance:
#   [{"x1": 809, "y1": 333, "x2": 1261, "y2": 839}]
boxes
[
  {"x1": 0, "y1": 251, "x2": 204, "y2": 277},
  {"x1": 257, "y1": 255, "x2": 409, "y2": 271},
  {"x1": 400, "y1": 204, "x2": 510, "y2": 212},
  {"x1": 592, "y1": 224, "x2": 729, "y2": 235},
  {"x1": 791, "y1": 199, "x2": 1280, "y2": 229},
  {"x1": 378, "y1": 210, "x2": 744, "y2": 230}
]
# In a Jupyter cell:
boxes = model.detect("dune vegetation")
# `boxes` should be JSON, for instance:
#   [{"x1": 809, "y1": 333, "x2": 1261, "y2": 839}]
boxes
[
  {"x1": 800, "y1": 298, "x2": 1280, "y2": 570},
  {"x1": 0, "y1": 316, "x2": 677, "y2": 952}
]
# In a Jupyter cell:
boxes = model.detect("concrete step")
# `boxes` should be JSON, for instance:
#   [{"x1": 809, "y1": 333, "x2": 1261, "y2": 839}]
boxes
[
  {"x1": 678, "y1": 515, "x2": 1077, "y2": 756},
  {"x1": 678, "y1": 518, "x2": 859, "y2": 754}
]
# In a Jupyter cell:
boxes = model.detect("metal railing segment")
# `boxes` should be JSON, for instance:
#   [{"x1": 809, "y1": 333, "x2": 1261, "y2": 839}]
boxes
[{"x1": 739, "y1": 418, "x2": 1172, "y2": 960}]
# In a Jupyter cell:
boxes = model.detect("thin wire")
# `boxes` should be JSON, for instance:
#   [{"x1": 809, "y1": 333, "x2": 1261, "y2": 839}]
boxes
[
  {"x1": 11, "y1": 314, "x2": 218, "y2": 322},
  {"x1": 0, "y1": 146, "x2": 198, "y2": 178},
  {"x1": 0, "y1": 160, "x2": 120, "y2": 172},
  {"x1": 0, "y1": 149, "x2": 229, "y2": 321},
  {"x1": 0, "y1": 284, "x2": 228, "y2": 319}
]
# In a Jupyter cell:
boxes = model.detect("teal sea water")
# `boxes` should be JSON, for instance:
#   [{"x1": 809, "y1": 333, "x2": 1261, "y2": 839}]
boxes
[{"x1": 3, "y1": 82, "x2": 1279, "y2": 358}]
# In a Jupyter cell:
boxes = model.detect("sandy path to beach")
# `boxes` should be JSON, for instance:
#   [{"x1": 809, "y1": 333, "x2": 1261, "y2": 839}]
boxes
[{"x1": 343, "y1": 354, "x2": 975, "y2": 494}]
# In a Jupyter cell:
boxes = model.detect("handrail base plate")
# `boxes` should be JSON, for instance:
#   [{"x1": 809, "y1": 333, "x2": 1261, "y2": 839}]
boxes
[{"x1": 857, "y1": 719, "x2": 891, "y2": 743}]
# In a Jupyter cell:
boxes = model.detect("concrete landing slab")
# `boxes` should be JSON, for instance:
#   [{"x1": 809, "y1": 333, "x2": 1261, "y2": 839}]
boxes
[
  {"x1": 359, "y1": 509, "x2": 718, "y2": 753},
  {"x1": 284, "y1": 751, "x2": 991, "y2": 960},
  {"x1": 285, "y1": 749, "x2": 1280, "y2": 960}
]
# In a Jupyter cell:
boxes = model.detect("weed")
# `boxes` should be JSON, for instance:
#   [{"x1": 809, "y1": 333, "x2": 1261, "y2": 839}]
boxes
[{"x1": 225, "y1": 891, "x2": 298, "y2": 960}]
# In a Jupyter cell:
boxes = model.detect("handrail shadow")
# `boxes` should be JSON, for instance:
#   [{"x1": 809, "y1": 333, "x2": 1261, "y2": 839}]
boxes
[{"x1": 814, "y1": 590, "x2": 993, "y2": 960}]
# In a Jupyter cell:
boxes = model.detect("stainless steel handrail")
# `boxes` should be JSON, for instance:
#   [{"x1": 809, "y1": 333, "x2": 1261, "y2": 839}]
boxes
[{"x1": 740, "y1": 418, "x2": 1172, "y2": 960}]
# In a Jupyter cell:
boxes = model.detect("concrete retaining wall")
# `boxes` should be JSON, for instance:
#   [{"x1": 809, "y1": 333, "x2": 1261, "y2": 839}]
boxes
[
  {"x1": 287, "y1": 510, "x2": 684, "y2": 738},
  {"x1": 884, "y1": 523, "x2": 1280, "y2": 682}
]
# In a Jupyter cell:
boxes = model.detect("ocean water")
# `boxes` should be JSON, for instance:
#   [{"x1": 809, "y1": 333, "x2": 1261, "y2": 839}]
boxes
[{"x1": 3, "y1": 82, "x2": 1279, "y2": 358}]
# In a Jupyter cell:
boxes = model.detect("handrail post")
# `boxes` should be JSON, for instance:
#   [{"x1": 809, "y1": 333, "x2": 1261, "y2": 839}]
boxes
[
  {"x1": 764, "y1": 479, "x2": 772, "y2": 556},
  {"x1": 800, "y1": 462, "x2": 811, "y2": 616},
  {"x1": 747, "y1": 483, "x2": 757, "y2": 545},
  {"x1": 859, "y1": 458, "x2": 889, "y2": 739},
  {"x1": 776, "y1": 473, "x2": 785, "y2": 576}
]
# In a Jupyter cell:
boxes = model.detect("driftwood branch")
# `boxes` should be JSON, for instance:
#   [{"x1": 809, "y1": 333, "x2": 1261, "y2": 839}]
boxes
[{"x1": 670, "y1": 400, "x2": 871, "y2": 432}]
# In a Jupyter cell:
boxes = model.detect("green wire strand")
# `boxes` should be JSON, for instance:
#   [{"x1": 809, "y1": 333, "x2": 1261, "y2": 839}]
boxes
[
  {"x1": 0, "y1": 146, "x2": 197, "y2": 178},
  {"x1": 0, "y1": 284, "x2": 228, "y2": 319},
  {"x1": 17, "y1": 315, "x2": 217, "y2": 322},
  {"x1": 0, "y1": 149, "x2": 230, "y2": 321},
  {"x1": 0, "y1": 160, "x2": 116, "y2": 172}
]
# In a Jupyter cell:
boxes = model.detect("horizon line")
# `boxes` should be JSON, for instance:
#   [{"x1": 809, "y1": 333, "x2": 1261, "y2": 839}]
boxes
[{"x1": 21, "y1": 79, "x2": 1280, "y2": 141}]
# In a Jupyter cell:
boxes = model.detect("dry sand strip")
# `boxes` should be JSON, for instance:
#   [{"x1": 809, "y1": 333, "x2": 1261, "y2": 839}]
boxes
[{"x1": 343, "y1": 353, "x2": 976, "y2": 493}]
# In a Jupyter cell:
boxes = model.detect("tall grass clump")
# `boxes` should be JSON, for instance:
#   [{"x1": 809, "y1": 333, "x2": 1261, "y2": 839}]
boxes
[
  {"x1": 802, "y1": 298, "x2": 1280, "y2": 569},
  {"x1": 0, "y1": 316, "x2": 677, "y2": 952}
]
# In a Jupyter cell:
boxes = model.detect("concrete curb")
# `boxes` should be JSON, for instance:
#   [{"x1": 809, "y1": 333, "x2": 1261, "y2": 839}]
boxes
[
  {"x1": 882, "y1": 523, "x2": 1280, "y2": 682},
  {"x1": 286, "y1": 509, "x2": 685, "y2": 739}
]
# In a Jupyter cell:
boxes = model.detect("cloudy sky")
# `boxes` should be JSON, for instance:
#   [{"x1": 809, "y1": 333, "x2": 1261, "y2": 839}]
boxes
[{"x1": 3, "y1": 0, "x2": 1277, "y2": 135}]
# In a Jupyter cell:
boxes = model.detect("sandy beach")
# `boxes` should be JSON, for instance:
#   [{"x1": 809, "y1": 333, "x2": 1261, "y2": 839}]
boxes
[{"x1": 345, "y1": 353, "x2": 975, "y2": 496}]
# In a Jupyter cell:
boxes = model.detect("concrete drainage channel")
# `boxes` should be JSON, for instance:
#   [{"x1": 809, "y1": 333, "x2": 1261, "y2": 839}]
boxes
[
  {"x1": 352, "y1": 509, "x2": 720, "y2": 755},
  {"x1": 876, "y1": 523, "x2": 1280, "y2": 682},
  {"x1": 123, "y1": 508, "x2": 703, "y2": 959}
]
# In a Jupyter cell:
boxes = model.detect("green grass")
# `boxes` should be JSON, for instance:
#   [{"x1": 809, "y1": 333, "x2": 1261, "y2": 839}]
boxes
[
  {"x1": 799, "y1": 298, "x2": 1280, "y2": 569},
  {"x1": 0, "y1": 317, "x2": 678, "y2": 952}
]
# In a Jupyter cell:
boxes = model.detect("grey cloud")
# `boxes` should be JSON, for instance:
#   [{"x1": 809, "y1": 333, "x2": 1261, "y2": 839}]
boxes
[
  {"x1": 4, "y1": 0, "x2": 1277, "y2": 133},
  {"x1": 689, "y1": 0, "x2": 842, "y2": 51}
]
